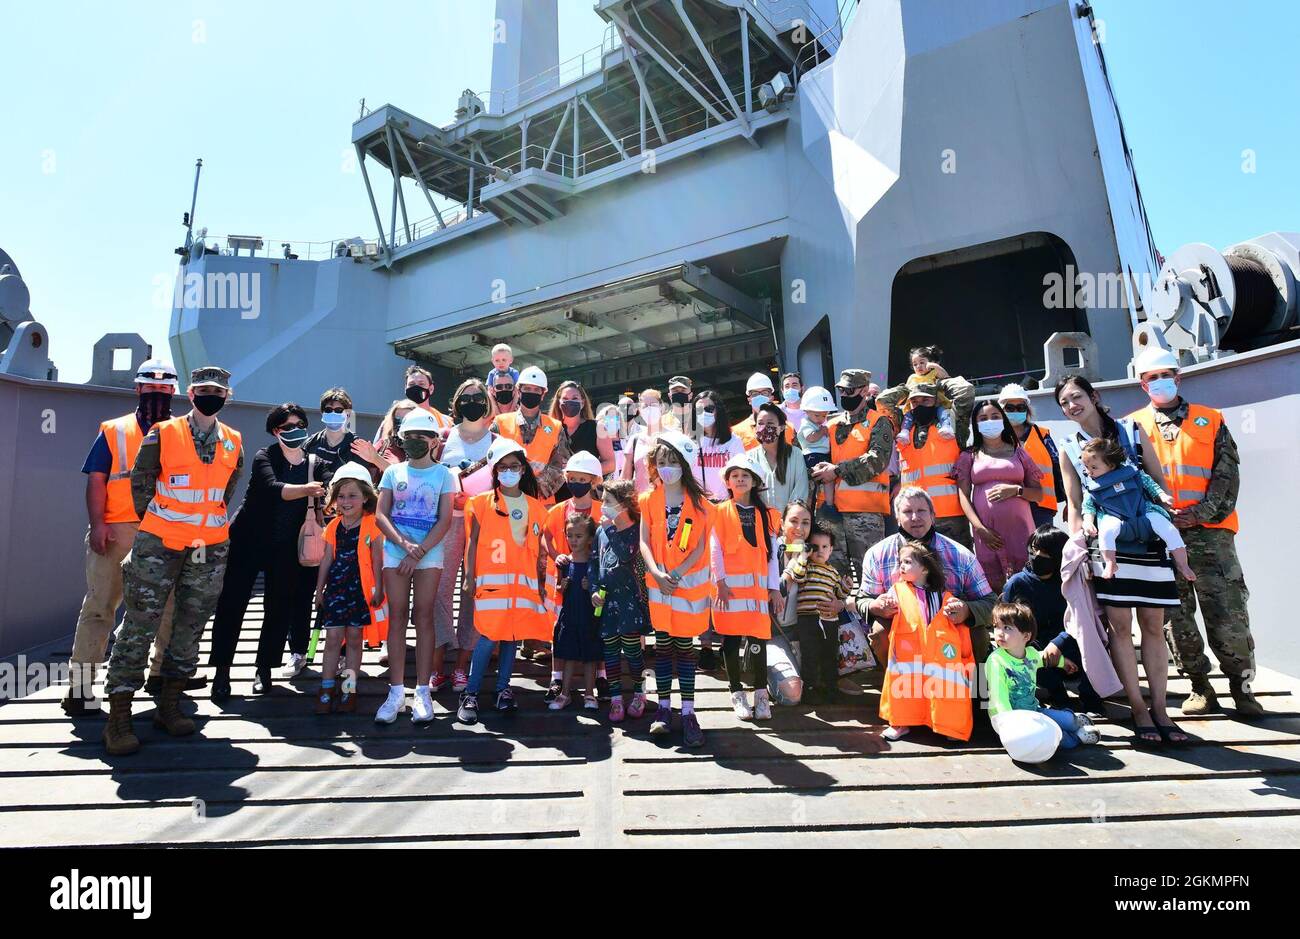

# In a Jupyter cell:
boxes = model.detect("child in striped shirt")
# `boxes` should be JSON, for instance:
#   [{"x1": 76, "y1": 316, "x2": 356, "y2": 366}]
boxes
[{"x1": 781, "y1": 526, "x2": 850, "y2": 704}]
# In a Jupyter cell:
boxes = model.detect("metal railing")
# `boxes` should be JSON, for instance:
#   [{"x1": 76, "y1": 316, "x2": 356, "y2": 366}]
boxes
[{"x1": 472, "y1": 24, "x2": 622, "y2": 116}]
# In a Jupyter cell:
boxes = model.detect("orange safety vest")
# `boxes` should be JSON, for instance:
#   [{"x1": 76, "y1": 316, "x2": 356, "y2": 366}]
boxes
[
  {"x1": 1021, "y1": 424, "x2": 1058, "y2": 513},
  {"x1": 100, "y1": 413, "x2": 144, "y2": 524},
  {"x1": 495, "y1": 411, "x2": 563, "y2": 503},
  {"x1": 879, "y1": 582, "x2": 975, "y2": 741},
  {"x1": 138, "y1": 416, "x2": 242, "y2": 550},
  {"x1": 638, "y1": 485, "x2": 715, "y2": 637},
  {"x1": 731, "y1": 414, "x2": 797, "y2": 451},
  {"x1": 464, "y1": 489, "x2": 551, "y2": 642},
  {"x1": 1128, "y1": 403, "x2": 1238, "y2": 533},
  {"x1": 543, "y1": 498, "x2": 604, "y2": 616},
  {"x1": 897, "y1": 429, "x2": 961, "y2": 518},
  {"x1": 323, "y1": 514, "x2": 388, "y2": 647},
  {"x1": 711, "y1": 500, "x2": 779, "y2": 639},
  {"x1": 422, "y1": 405, "x2": 453, "y2": 430},
  {"x1": 827, "y1": 410, "x2": 891, "y2": 514}
]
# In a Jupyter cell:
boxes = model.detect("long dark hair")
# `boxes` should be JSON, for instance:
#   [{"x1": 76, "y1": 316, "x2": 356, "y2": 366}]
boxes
[
  {"x1": 756, "y1": 402, "x2": 792, "y2": 485},
  {"x1": 899, "y1": 541, "x2": 945, "y2": 592},
  {"x1": 968, "y1": 399, "x2": 1018, "y2": 451},
  {"x1": 694, "y1": 389, "x2": 733, "y2": 445},
  {"x1": 492, "y1": 454, "x2": 541, "y2": 499},
  {"x1": 649, "y1": 443, "x2": 708, "y2": 512},
  {"x1": 1054, "y1": 374, "x2": 1122, "y2": 443},
  {"x1": 724, "y1": 465, "x2": 773, "y2": 562}
]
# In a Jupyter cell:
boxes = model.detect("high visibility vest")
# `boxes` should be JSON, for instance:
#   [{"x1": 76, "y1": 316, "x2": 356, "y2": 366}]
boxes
[
  {"x1": 731, "y1": 414, "x2": 797, "y2": 451},
  {"x1": 880, "y1": 582, "x2": 975, "y2": 741},
  {"x1": 138, "y1": 416, "x2": 242, "y2": 550},
  {"x1": 711, "y1": 500, "x2": 779, "y2": 639},
  {"x1": 495, "y1": 411, "x2": 563, "y2": 503},
  {"x1": 638, "y1": 485, "x2": 715, "y2": 637},
  {"x1": 100, "y1": 413, "x2": 144, "y2": 524},
  {"x1": 543, "y1": 498, "x2": 603, "y2": 616},
  {"x1": 465, "y1": 490, "x2": 551, "y2": 642},
  {"x1": 323, "y1": 514, "x2": 388, "y2": 647},
  {"x1": 422, "y1": 405, "x2": 453, "y2": 431},
  {"x1": 897, "y1": 430, "x2": 961, "y2": 518},
  {"x1": 1128, "y1": 403, "x2": 1238, "y2": 533},
  {"x1": 1021, "y1": 424, "x2": 1058, "y2": 513},
  {"x1": 827, "y1": 410, "x2": 891, "y2": 514}
]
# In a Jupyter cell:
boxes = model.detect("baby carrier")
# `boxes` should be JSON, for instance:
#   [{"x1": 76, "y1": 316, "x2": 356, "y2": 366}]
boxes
[{"x1": 1083, "y1": 463, "x2": 1154, "y2": 543}]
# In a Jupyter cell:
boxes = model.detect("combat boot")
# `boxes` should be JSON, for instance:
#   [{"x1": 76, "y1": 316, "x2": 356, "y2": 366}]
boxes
[
  {"x1": 1180, "y1": 674, "x2": 1219, "y2": 714},
  {"x1": 60, "y1": 663, "x2": 100, "y2": 717},
  {"x1": 1229, "y1": 677, "x2": 1265, "y2": 717},
  {"x1": 103, "y1": 692, "x2": 140, "y2": 756},
  {"x1": 152, "y1": 677, "x2": 196, "y2": 737}
]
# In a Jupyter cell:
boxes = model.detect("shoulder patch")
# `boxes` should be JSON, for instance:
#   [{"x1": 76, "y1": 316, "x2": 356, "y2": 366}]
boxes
[{"x1": 1193, "y1": 416, "x2": 1210, "y2": 427}]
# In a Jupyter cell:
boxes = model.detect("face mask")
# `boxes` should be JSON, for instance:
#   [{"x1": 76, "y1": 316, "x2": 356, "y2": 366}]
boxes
[
  {"x1": 403, "y1": 436, "x2": 431, "y2": 459},
  {"x1": 519, "y1": 391, "x2": 544, "y2": 410},
  {"x1": 697, "y1": 411, "x2": 716, "y2": 430},
  {"x1": 601, "y1": 503, "x2": 620, "y2": 522},
  {"x1": 322, "y1": 412, "x2": 348, "y2": 431},
  {"x1": 405, "y1": 385, "x2": 429, "y2": 405},
  {"x1": 458, "y1": 400, "x2": 488, "y2": 423},
  {"x1": 911, "y1": 404, "x2": 937, "y2": 426},
  {"x1": 669, "y1": 392, "x2": 690, "y2": 406},
  {"x1": 865, "y1": 396, "x2": 877, "y2": 411},
  {"x1": 641, "y1": 405, "x2": 662, "y2": 424},
  {"x1": 657, "y1": 465, "x2": 682, "y2": 485},
  {"x1": 1147, "y1": 377, "x2": 1178, "y2": 406},
  {"x1": 750, "y1": 394, "x2": 770, "y2": 410},
  {"x1": 755, "y1": 425, "x2": 779, "y2": 444},
  {"x1": 560, "y1": 400, "x2": 583, "y2": 417},
  {"x1": 1029, "y1": 554, "x2": 1058, "y2": 579},
  {"x1": 1006, "y1": 410, "x2": 1028, "y2": 425},
  {"x1": 278, "y1": 427, "x2": 308, "y2": 449},
  {"x1": 839, "y1": 392, "x2": 863, "y2": 412},
  {"x1": 567, "y1": 481, "x2": 592, "y2": 498},
  {"x1": 193, "y1": 393, "x2": 226, "y2": 417},
  {"x1": 783, "y1": 388, "x2": 800, "y2": 404},
  {"x1": 136, "y1": 391, "x2": 172, "y2": 428},
  {"x1": 978, "y1": 420, "x2": 1004, "y2": 438},
  {"x1": 494, "y1": 387, "x2": 514, "y2": 405},
  {"x1": 498, "y1": 469, "x2": 522, "y2": 488}
]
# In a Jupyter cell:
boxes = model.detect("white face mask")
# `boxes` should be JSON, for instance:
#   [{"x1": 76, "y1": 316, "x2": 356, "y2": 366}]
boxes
[
  {"x1": 1146, "y1": 377, "x2": 1178, "y2": 405},
  {"x1": 978, "y1": 420, "x2": 1004, "y2": 439},
  {"x1": 497, "y1": 469, "x2": 522, "y2": 488},
  {"x1": 601, "y1": 503, "x2": 620, "y2": 521},
  {"x1": 657, "y1": 465, "x2": 682, "y2": 485},
  {"x1": 697, "y1": 411, "x2": 716, "y2": 429},
  {"x1": 642, "y1": 405, "x2": 662, "y2": 425}
]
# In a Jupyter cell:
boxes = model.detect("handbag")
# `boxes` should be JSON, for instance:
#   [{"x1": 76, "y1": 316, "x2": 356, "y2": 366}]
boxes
[
  {"x1": 297, "y1": 454, "x2": 326, "y2": 567},
  {"x1": 837, "y1": 607, "x2": 876, "y2": 675}
]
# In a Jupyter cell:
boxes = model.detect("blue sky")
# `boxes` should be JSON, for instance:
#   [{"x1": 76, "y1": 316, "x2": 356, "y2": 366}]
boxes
[{"x1": 2, "y1": 0, "x2": 1296, "y2": 383}]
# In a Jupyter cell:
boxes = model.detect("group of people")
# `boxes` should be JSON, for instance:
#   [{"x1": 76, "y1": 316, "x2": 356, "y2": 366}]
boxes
[{"x1": 67, "y1": 338, "x2": 1263, "y2": 761}]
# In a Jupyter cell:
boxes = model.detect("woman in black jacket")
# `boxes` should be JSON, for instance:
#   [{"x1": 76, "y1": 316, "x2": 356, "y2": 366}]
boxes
[{"x1": 209, "y1": 403, "x2": 324, "y2": 701}]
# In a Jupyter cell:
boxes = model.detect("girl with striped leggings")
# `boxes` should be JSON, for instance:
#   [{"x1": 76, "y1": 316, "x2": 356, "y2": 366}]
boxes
[{"x1": 591, "y1": 480, "x2": 653, "y2": 721}]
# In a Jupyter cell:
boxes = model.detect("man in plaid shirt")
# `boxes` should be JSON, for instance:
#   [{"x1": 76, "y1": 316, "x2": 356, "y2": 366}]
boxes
[{"x1": 851, "y1": 486, "x2": 997, "y2": 663}]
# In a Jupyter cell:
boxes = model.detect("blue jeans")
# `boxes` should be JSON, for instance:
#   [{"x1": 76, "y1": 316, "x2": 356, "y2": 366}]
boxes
[
  {"x1": 1041, "y1": 707, "x2": 1081, "y2": 749},
  {"x1": 466, "y1": 636, "x2": 517, "y2": 695}
]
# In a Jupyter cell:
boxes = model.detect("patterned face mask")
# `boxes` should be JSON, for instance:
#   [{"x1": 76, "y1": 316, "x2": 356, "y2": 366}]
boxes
[{"x1": 755, "y1": 425, "x2": 779, "y2": 444}]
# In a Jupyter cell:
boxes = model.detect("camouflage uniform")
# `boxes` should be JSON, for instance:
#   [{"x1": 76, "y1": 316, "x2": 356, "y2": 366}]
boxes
[
  {"x1": 1148, "y1": 401, "x2": 1256, "y2": 683},
  {"x1": 815, "y1": 369, "x2": 894, "y2": 576},
  {"x1": 104, "y1": 405, "x2": 243, "y2": 695}
]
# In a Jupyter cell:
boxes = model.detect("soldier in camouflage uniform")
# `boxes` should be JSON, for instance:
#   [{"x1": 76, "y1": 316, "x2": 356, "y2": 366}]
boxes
[
  {"x1": 103, "y1": 366, "x2": 245, "y2": 755},
  {"x1": 809, "y1": 369, "x2": 896, "y2": 575},
  {"x1": 1128, "y1": 352, "x2": 1262, "y2": 716}
]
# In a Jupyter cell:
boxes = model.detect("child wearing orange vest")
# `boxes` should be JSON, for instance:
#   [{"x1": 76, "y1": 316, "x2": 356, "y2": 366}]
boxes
[
  {"x1": 456, "y1": 440, "x2": 550, "y2": 724},
  {"x1": 711, "y1": 455, "x2": 783, "y2": 722},
  {"x1": 638, "y1": 431, "x2": 714, "y2": 747},
  {"x1": 879, "y1": 541, "x2": 976, "y2": 742},
  {"x1": 314, "y1": 465, "x2": 386, "y2": 714}
]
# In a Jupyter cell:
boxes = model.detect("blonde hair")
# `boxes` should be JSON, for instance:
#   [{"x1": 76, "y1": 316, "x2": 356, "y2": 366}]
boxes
[{"x1": 379, "y1": 399, "x2": 417, "y2": 441}]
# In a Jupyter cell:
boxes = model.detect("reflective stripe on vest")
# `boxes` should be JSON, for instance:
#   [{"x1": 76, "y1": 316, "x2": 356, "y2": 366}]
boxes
[
  {"x1": 827, "y1": 412, "x2": 890, "y2": 514},
  {"x1": 878, "y1": 583, "x2": 975, "y2": 741},
  {"x1": 638, "y1": 486, "x2": 714, "y2": 637},
  {"x1": 137, "y1": 416, "x2": 241, "y2": 549},
  {"x1": 710, "y1": 499, "x2": 776, "y2": 639},
  {"x1": 898, "y1": 433, "x2": 962, "y2": 518},
  {"x1": 1021, "y1": 425, "x2": 1058, "y2": 512},
  {"x1": 646, "y1": 589, "x2": 714, "y2": 615},
  {"x1": 102, "y1": 414, "x2": 144, "y2": 524},
  {"x1": 466, "y1": 490, "x2": 552, "y2": 641},
  {"x1": 1128, "y1": 403, "x2": 1238, "y2": 533},
  {"x1": 886, "y1": 658, "x2": 973, "y2": 690}
]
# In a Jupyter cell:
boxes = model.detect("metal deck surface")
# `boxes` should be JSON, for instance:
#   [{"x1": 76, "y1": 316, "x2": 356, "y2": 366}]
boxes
[{"x1": 3, "y1": 594, "x2": 1299, "y2": 849}]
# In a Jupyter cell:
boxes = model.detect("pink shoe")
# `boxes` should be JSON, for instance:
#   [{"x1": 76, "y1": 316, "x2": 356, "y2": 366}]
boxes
[
  {"x1": 429, "y1": 673, "x2": 450, "y2": 693},
  {"x1": 609, "y1": 697, "x2": 625, "y2": 722},
  {"x1": 451, "y1": 669, "x2": 469, "y2": 692},
  {"x1": 627, "y1": 692, "x2": 647, "y2": 719}
]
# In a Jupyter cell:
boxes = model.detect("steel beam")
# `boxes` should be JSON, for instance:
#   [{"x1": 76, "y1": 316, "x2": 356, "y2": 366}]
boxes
[
  {"x1": 542, "y1": 100, "x2": 572, "y2": 172},
  {"x1": 740, "y1": 7, "x2": 752, "y2": 116},
  {"x1": 615, "y1": 23, "x2": 668, "y2": 146},
  {"x1": 672, "y1": 0, "x2": 750, "y2": 136},
  {"x1": 355, "y1": 144, "x2": 389, "y2": 258},
  {"x1": 386, "y1": 125, "x2": 412, "y2": 243},
  {"x1": 607, "y1": 9, "x2": 727, "y2": 126},
  {"x1": 392, "y1": 128, "x2": 446, "y2": 229},
  {"x1": 580, "y1": 96, "x2": 627, "y2": 161}
]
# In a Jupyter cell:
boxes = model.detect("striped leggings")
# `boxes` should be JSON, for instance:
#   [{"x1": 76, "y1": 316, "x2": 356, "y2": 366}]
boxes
[
  {"x1": 654, "y1": 632, "x2": 697, "y2": 703},
  {"x1": 602, "y1": 635, "x2": 645, "y2": 696}
]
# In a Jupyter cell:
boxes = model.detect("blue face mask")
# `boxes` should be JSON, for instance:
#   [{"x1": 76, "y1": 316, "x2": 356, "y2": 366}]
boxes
[
  {"x1": 498, "y1": 469, "x2": 522, "y2": 489},
  {"x1": 1005, "y1": 410, "x2": 1028, "y2": 426},
  {"x1": 750, "y1": 394, "x2": 771, "y2": 410},
  {"x1": 783, "y1": 388, "x2": 800, "y2": 404},
  {"x1": 322, "y1": 412, "x2": 347, "y2": 431},
  {"x1": 977, "y1": 420, "x2": 1004, "y2": 439},
  {"x1": 1146, "y1": 377, "x2": 1178, "y2": 405}
]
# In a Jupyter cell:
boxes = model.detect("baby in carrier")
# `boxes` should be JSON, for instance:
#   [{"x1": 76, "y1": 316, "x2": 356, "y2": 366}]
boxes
[{"x1": 1079, "y1": 436, "x2": 1196, "y2": 582}]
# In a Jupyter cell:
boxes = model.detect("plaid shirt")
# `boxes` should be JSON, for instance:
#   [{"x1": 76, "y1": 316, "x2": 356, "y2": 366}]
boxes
[{"x1": 858, "y1": 531, "x2": 993, "y2": 602}]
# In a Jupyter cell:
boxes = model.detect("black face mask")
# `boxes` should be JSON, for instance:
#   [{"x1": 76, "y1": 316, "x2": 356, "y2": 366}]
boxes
[
  {"x1": 458, "y1": 400, "x2": 488, "y2": 423},
  {"x1": 906, "y1": 526, "x2": 936, "y2": 546},
  {"x1": 405, "y1": 385, "x2": 429, "y2": 404},
  {"x1": 839, "y1": 392, "x2": 863, "y2": 412},
  {"x1": 865, "y1": 396, "x2": 877, "y2": 412},
  {"x1": 136, "y1": 391, "x2": 172, "y2": 428},
  {"x1": 519, "y1": 391, "x2": 544, "y2": 410},
  {"x1": 567, "y1": 481, "x2": 592, "y2": 498},
  {"x1": 193, "y1": 394, "x2": 226, "y2": 417},
  {"x1": 669, "y1": 392, "x2": 690, "y2": 406},
  {"x1": 911, "y1": 404, "x2": 938, "y2": 426},
  {"x1": 403, "y1": 436, "x2": 432, "y2": 459},
  {"x1": 494, "y1": 388, "x2": 515, "y2": 405},
  {"x1": 559, "y1": 400, "x2": 583, "y2": 417},
  {"x1": 1030, "y1": 554, "x2": 1059, "y2": 579}
]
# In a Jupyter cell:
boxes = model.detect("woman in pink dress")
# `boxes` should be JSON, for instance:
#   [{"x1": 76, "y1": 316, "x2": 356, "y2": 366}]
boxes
[{"x1": 954, "y1": 400, "x2": 1044, "y2": 591}]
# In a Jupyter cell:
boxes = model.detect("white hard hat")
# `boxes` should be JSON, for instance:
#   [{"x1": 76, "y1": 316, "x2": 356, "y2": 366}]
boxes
[
  {"x1": 653, "y1": 430, "x2": 698, "y2": 465},
  {"x1": 329, "y1": 462, "x2": 375, "y2": 489},
  {"x1": 135, "y1": 359, "x2": 179, "y2": 390},
  {"x1": 746, "y1": 372, "x2": 775, "y2": 393},
  {"x1": 721, "y1": 452, "x2": 765, "y2": 489},
  {"x1": 997, "y1": 383, "x2": 1030, "y2": 406},
  {"x1": 518, "y1": 365, "x2": 548, "y2": 389},
  {"x1": 990, "y1": 710, "x2": 1063, "y2": 763},
  {"x1": 1133, "y1": 345, "x2": 1180, "y2": 377},
  {"x1": 399, "y1": 410, "x2": 440, "y2": 435},
  {"x1": 800, "y1": 385, "x2": 835, "y2": 412},
  {"x1": 564, "y1": 451, "x2": 602, "y2": 477},
  {"x1": 487, "y1": 437, "x2": 527, "y2": 467}
]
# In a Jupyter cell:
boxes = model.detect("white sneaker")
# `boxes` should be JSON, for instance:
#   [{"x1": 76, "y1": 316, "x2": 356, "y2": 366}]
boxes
[
  {"x1": 731, "y1": 690, "x2": 754, "y2": 721},
  {"x1": 882, "y1": 726, "x2": 910, "y2": 740},
  {"x1": 280, "y1": 653, "x2": 307, "y2": 679},
  {"x1": 753, "y1": 688, "x2": 772, "y2": 721},
  {"x1": 374, "y1": 685, "x2": 406, "y2": 724},
  {"x1": 411, "y1": 686, "x2": 434, "y2": 723}
]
